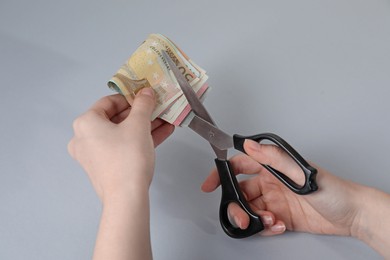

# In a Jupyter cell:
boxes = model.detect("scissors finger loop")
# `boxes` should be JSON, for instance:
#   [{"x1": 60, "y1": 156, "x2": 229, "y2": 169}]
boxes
[{"x1": 233, "y1": 133, "x2": 318, "y2": 195}]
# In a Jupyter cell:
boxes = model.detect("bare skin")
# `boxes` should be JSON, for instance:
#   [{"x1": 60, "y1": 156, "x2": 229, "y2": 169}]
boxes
[
  {"x1": 202, "y1": 140, "x2": 390, "y2": 258},
  {"x1": 68, "y1": 89, "x2": 174, "y2": 260},
  {"x1": 69, "y1": 90, "x2": 390, "y2": 259}
]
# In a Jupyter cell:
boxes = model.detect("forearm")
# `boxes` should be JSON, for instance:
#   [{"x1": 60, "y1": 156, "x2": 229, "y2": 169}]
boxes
[
  {"x1": 354, "y1": 186, "x2": 390, "y2": 258},
  {"x1": 93, "y1": 185, "x2": 152, "y2": 260}
]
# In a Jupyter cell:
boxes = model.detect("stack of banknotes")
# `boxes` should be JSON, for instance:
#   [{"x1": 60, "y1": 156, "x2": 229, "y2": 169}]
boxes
[{"x1": 108, "y1": 34, "x2": 209, "y2": 126}]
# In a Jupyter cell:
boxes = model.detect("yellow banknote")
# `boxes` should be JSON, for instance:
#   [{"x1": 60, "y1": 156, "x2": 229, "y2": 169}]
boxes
[{"x1": 108, "y1": 34, "x2": 209, "y2": 125}]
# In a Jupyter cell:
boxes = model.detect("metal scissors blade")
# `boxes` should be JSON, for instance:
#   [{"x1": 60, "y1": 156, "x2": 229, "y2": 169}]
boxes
[
  {"x1": 189, "y1": 115, "x2": 234, "y2": 150},
  {"x1": 161, "y1": 50, "x2": 215, "y2": 125},
  {"x1": 161, "y1": 50, "x2": 230, "y2": 158}
]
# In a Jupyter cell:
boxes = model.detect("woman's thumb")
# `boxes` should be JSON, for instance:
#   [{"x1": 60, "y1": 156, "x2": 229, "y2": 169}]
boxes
[{"x1": 125, "y1": 87, "x2": 156, "y2": 123}]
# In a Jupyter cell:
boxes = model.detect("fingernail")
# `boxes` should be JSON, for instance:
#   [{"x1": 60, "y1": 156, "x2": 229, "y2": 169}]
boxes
[
  {"x1": 138, "y1": 87, "x2": 154, "y2": 97},
  {"x1": 271, "y1": 223, "x2": 286, "y2": 232},
  {"x1": 234, "y1": 216, "x2": 242, "y2": 229},
  {"x1": 261, "y1": 215, "x2": 273, "y2": 225},
  {"x1": 246, "y1": 139, "x2": 260, "y2": 151}
]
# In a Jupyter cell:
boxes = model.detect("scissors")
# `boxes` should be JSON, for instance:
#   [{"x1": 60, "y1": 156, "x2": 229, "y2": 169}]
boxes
[{"x1": 162, "y1": 51, "x2": 318, "y2": 238}]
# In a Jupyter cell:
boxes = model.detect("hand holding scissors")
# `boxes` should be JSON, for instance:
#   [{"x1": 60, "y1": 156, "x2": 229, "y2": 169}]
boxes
[{"x1": 162, "y1": 51, "x2": 318, "y2": 238}]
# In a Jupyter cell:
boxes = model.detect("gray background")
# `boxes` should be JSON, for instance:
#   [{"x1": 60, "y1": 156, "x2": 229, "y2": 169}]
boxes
[{"x1": 0, "y1": 0, "x2": 389, "y2": 259}]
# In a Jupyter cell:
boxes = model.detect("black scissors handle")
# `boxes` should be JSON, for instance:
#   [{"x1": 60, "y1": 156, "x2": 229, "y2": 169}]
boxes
[
  {"x1": 233, "y1": 133, "x2": 318, "y2": 195},
  {"x1": 216, "y1": 133, "x2": 318, "y2": 238},
  {"x1": 215, "y1": 159, "x2": 264, "y2": 238}
]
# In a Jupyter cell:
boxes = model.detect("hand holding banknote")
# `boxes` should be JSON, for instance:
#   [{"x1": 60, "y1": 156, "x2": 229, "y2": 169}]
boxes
[
  {"x1": 68, "y1": 90, "x2": 175, "y2": 259},
  {"x1": 108, "y1": 34, "x2": 209, "y2": 126}
]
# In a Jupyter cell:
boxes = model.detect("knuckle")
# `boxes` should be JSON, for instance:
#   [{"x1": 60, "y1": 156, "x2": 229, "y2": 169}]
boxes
[
  {"x1": 67, "y1": 139, "x2": 76, "y2": 158},
  {"x1": 72, "y1": 116, "x2": 84, "y2": 131},
  {"x1": 67, "y1": 138, "x2": 84, "y2": 161},
  {"x1": 72, "y1": 111, "x2": 93, "y2": 132}
]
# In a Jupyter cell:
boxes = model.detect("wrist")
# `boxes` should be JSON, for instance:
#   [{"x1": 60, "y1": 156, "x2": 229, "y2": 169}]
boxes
[
  {"x1": 352, "y1": 186, "x2": 390, "y2": 257},
  {"x1": 94, "y1": 178, "x2": 152, "y2": 260},
  {"x1": 352, "y1": 186, "x2": 380, "y2": 239},
  {"x1": 102, "y1": 178, "x2": 150, "y2": 207}
]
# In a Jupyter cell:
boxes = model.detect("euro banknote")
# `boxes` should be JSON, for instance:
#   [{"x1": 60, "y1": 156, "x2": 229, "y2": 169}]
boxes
[{"x1": 108, "y1": 34, "x2": 209, "y2": 126}]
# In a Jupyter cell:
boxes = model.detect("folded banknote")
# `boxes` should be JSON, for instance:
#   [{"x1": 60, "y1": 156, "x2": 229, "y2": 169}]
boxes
[{"x1": 108, "y1": 34, "x2": 209, "y2": 126}]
